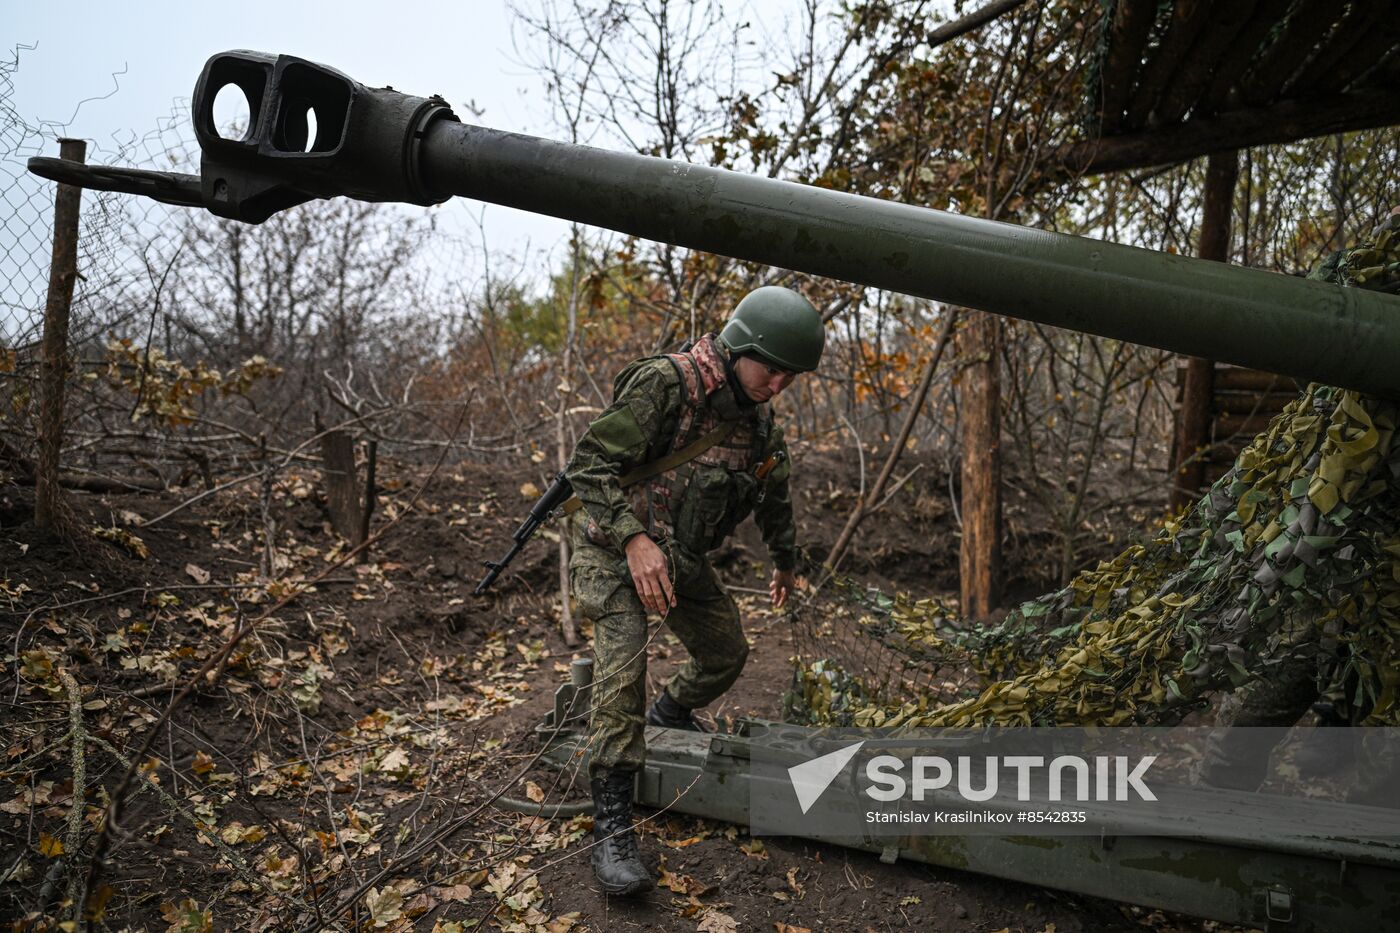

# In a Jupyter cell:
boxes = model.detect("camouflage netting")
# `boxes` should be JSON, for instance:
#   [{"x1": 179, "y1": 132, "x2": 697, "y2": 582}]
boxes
[{"x1": 788, "y1": 216, "x2": 1400, "y2": 729}]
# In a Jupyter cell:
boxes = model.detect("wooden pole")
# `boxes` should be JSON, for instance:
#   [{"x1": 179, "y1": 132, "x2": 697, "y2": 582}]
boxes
[
  {"x1": 1170, "y1": 148, "x2": 1238, "y2": 510},
  {"x1": 35, "y1": 138, "x2": 86, "y2": 534},
  {"x1": 959, "y1": 310, "x2": 1002, "y2": 620}
]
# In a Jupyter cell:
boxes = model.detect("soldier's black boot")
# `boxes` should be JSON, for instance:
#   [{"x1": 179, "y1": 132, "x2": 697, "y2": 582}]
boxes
[
  {"x1": 645, "y1": 689, "x2": 708, "y2": 732},
  {"x1": 590, "y1": 771, "x2": 653, "y2": 895}
]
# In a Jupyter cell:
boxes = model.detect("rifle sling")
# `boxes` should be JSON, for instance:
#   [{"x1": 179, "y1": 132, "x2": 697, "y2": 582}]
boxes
[{"x1": 560, "y1": 420, "x2": 738, "y2": 516}]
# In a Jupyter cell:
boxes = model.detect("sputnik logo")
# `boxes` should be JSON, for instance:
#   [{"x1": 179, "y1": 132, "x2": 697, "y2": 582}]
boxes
[{"x1": 787, "y1": 741, "x2": 865, "y2": 814}]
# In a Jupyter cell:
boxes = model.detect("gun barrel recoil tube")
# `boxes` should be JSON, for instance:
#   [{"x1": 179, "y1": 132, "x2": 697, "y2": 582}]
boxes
[{"x1": 27, "y1": 49, "x2": 1400, "y2": 398}]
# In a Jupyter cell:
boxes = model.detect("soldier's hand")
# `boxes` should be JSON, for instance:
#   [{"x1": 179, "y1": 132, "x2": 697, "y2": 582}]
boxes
[
  {"x1": 771, "y1": 569, "x2": 799, "y2": 609},
  {"x1": 625, "y1": 533, "x2": 675, "y2": 616}
]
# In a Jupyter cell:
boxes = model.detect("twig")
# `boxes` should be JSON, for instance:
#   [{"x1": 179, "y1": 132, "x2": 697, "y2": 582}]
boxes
[
  {"x1": 58, "y1": 669, "x2": 87, "y2": 929},
  {"x1": 314, "y1": 616, "x2": 670, "y2": 927},
  {"x1": 88, "y1": 736, "x2": 346, "y2": 931},
  {"x1": 141, "y1": 408, "x2": 399, "y2": 529},
  {"x1": 824, "y1": 310, "x2": 958, "y2": 576},
  {"x1": 81, "y1": 404, "x2": 472, "y2": 905},
  {"x1": 140, "y1": 469, "x2": 263, "y2": 528},
  {"x1": 468, "y1": 772, "x2": 704, "y2": 930}
]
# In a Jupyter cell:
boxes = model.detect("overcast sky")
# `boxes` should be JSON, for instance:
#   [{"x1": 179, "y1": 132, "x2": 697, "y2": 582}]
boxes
[{"x1": 5, "y1": 0, "x2": 600, "y2": 257}]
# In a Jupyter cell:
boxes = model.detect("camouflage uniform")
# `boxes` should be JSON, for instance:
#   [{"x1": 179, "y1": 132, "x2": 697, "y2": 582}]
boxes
[
  {"x1": 565, "y1": 333, "x2": 797, "y2": 776},
  {"x1": 1196, "y1": 212, "x2": 1400, "y2": 792},
  {"x1": 1193, "y1": 610, "x2": 1332, "y2": 790}
]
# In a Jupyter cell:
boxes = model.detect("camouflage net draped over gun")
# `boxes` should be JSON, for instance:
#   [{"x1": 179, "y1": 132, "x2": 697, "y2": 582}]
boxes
[{"x1": 788, "y1": 219, "x2": 1400, "y2": 729}]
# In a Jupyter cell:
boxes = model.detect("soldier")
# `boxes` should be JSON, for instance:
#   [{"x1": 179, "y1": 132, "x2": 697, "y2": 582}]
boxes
[
  {"x1": 564, "y1": 285, "x2": 824, "y2": 894},
  {"x1": 1194, "y1": 208, "x2": 1400, "y2": 796}
]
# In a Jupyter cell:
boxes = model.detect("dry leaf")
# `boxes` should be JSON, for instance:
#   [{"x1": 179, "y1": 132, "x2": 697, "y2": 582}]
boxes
[
  {"x1": 365, "y1": 888, "x2": 404, "y2": 927},
  {"x1": 161, "y1": 898, "x2": 213, "y2": 933},
  {"x1": 785, "y1": 866, "x2": 804, "y2": 895},
  {"x1": 697, "y1": 910, "x2": 738, "y2": 933},
  {"x1": 378, "y1": 747, "x2": 411, "y2": 777},
  {"x1": 219, "y1": 822, "x2": 267, "y2": 845},
  {"x1": 738, "y1": 837, "x2": 768, "y2": 859},
  {"x1": 184, "y1": 563, "x2": 211, "y2": 584},
  {"x1": 660, "y1": 866, "x2": 715, "y2": 898},
  {"x1": 525, "y1": 781, "x2": 545, "y2": 803},
  {"x1": 37, "y1": 832, "x2": 63, "y2": 857}
]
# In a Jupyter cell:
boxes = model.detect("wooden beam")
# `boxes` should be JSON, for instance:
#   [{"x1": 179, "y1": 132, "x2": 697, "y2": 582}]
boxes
[
  {"x1": 1195, "y1": 0, "x2": 1296, "y2": 116},
  {"x1": 1214, "y1": 391, "x2": 1298, "y2": 415},
  {"x1": 1151, "y1": 0, "x2": 1258, "y2": 126},
  {"x1": 1214, "y1": 411, "x2": 1276, "y2": 439},
  {"x1": 1237, "y1": 0, "x2": 1344, "y2": 107},
  {"x1": 1283, "y1": 0, "x2": 1394, "y2": 98},
  {"x1": 1212, "y1": 368, "x2": 1299, "y2": 392},
  {"x1": 1122, "y1": 0, "x2": 1214, "y2": 130},
  {"x1": 1094, "y1": 0, "x2": 1158, "y2": 136},
  {"x1": 1058, "y1": 90, "x2": 1400, "y2": 175},
  {"x1": 1316, "y1": 0, "x2": 1400, "y2": 94}
]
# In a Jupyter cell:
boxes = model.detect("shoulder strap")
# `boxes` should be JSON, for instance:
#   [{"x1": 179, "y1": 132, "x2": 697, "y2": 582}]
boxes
[{"x1": 560, "y1": 420, "x2": 737, "y2": 516}]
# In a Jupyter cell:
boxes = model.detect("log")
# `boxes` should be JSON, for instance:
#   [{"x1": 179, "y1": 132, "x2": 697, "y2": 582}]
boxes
[
  {"x1": 1315, "y1": 0, "x2": 1400, "y2": 95},
  {"x1": 1094, "y1": 0, "x2": 1158, "y2": 135},
  {"x1": 1058, "y1": 90, "x2": 1400, "y2": 175},
  {"x1": 1214, "y1": 412, "x2": 1276, "y2": 438},
  {"x1": 1150, "y1": 0, "x2": 1259, "y2": 126},
  {"x1": 1195, "y1": 0, "x2": 1302, "y2": 115},
  {"x1": 1212, "y1": 368, "x2": 1299, "y2": 392},
  {"x1": 1122, "y1": 0, "x2": 1215, "y2": 131},
  {"x1": 1282, "y1": 0, "x2": 1393, "y2": 98},
  {"x1": 1237, "y1": 0, "x2": 1343, "y2": 106}
]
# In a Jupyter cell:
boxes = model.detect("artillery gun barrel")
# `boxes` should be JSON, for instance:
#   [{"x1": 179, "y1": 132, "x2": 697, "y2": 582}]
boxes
[
  {"x1": 28, "y1": 50, "x2": 1400, "y2": 397},
  {"x1": 423, "y1": 119, "x2": 1399, "y2": 397}
]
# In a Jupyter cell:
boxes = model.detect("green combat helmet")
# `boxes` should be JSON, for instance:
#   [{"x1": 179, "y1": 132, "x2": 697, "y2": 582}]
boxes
[{"x1": 719, "y1": 286, "x2": 825, "y2": 372}]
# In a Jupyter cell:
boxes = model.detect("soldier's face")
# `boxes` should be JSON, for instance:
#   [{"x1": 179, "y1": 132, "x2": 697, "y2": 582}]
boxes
[{"x1": 734, "y1": 354, "x2": 797, "y2": 402}]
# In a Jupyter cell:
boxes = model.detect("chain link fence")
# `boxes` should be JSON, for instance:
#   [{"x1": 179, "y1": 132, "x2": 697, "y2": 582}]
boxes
[
  {"x1": 2, "y1": 46, "x2": 215, "y2": 489},
  {"x1": 0, "y1": 47, "x2": 517, "y2": 496}
]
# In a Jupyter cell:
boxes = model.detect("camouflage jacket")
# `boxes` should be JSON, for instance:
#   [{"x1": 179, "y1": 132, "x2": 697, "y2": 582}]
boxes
[
  {"x1": 565, "y1": 333, "x2": 797, "y2": 570},
  {"x1": 1308, "y1": 211, "x2": 1400, "y2": 294}
]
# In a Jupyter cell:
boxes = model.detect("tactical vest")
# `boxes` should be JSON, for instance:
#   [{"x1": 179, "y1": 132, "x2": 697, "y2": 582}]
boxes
[{"x1": 587, "y1": 334, "x2": 773, "y2": 556}]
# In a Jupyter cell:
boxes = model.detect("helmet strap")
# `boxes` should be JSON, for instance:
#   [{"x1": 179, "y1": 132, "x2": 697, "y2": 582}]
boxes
[{"x1": 715, "y1": 340, "x2": 760, "y2": 408}]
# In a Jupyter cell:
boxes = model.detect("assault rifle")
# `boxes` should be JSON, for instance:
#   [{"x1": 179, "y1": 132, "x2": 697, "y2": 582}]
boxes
[{"x1": 474, "y1": 472, "x2": 575, "y2": 595}]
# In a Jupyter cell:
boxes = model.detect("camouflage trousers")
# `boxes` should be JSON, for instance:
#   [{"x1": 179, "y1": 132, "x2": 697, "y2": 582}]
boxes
[
  {"x1": 570, "y1": 538, "x2": 749, "y2": 777},
  {"x1": 1193, "y1": 649, "x2": 1323, "y2": 791},
  {"x1": 1193, "y1": 620, "x2": 1397, "y2": 805}
]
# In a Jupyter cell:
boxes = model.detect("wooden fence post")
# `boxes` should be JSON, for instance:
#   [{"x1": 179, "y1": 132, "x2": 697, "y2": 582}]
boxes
[
  {"x1": 35, "y1": 138, "x2": 86, "y2": 534},
  {"x1": 316, "y1": 414, "x2": 377, "y2": 561}
]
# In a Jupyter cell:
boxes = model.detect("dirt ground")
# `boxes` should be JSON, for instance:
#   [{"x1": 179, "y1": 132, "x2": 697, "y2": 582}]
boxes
[{"x1": 0, "y1": 450, "x2": 1241, "y2": 932}]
